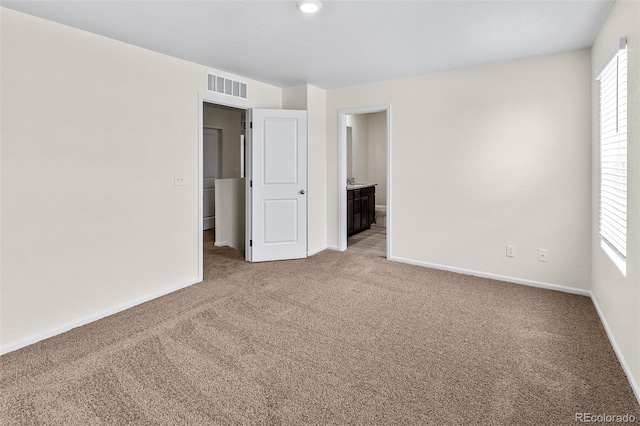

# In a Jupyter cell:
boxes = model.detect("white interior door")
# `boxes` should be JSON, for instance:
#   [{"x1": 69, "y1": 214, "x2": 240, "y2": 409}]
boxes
[{"x1": 248, "y1": 109, "x2": 307, "y2": 262}]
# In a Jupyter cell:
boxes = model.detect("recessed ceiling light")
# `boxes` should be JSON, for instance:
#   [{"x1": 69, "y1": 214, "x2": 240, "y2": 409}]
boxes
[{"x1": 297, "y1": 0, "x2": 322, "y2": 14}]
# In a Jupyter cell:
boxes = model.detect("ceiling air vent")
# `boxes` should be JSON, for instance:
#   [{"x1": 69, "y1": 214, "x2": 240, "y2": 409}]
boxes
[{"x1": 206, "y1": 72, "x2": 248, "y2": 100}]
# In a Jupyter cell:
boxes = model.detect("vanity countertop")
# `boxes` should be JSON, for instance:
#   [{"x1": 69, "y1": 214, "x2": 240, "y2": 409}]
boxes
[{"x1": 347, "y1": 183, "x2": 377, "y2": 190}]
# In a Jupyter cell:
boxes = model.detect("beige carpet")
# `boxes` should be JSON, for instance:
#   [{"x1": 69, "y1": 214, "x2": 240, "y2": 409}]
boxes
[{"x1": 1, "y1": 236, "x2": 639, "y2": 425}]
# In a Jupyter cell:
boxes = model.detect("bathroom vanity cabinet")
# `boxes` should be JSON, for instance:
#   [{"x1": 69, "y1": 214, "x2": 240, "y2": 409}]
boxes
[{"x1": 347, "y1": 185, "x2": 376, "y2": 236}]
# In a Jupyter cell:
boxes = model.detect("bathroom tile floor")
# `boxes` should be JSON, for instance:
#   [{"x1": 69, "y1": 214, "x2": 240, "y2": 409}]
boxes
[{"x1": 347, "y1": 225, "x2": 386, "y2": 258}]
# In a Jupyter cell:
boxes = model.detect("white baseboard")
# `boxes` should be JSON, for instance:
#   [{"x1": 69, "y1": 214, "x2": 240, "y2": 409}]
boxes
[
  {"x1": 0, "y1": 277, "x2": 202, "y2": 356},
  {"x1": 215, "y1": 241, "x2": 243, "y2": 251},
  {"x1": 307, "y1": 244, "x2": 341, "y2": 256},
  {"x1": 388, "y1": 255, "x2": 591, "y2": 296},
  {"x1": 590, "y1": 292, "x2": 640, "y2": 405},
  {"x1": 307, "y1": 244, "x2": 340, "y2": 256},
  {"x1": 308, "y1": 245, "x2": 327, "y2": 256}
]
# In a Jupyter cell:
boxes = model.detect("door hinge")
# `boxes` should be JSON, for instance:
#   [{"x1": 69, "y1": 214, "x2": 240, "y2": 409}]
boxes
[
  {"x1": 250, "y1": 240, "x2": 252, "y2": 247},
  {"x1": 250, "y1": 180, "x2": 253, "y2": 187},
  {"x1": 250, "y1": 122, "x2": 253, "y2": 129}
]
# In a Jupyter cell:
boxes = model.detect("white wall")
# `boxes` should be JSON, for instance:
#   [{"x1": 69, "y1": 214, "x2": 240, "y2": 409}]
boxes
[
  {"x1": 214, "y1": 178, "x2": 245, "y2": 251},
  {"x1": 282, "y1": 84, "x2": 327, "y2": 255},
  {"x1": 0, "y1": 8, "x2": 282, "y2": 351},
  {"x1": 327, "y1": 49, "x2": 592, "y2": 290},
  {"x1": 203, "y1": 105, "x2": 243, "y2": 179},
  {"x1": 307, "y1": 85, "x2": 328, "y2": 254},
  {"x1": 346, "y1": 114, "x2": 370, "y2": 183},
  {"x1": 282, "y1": 85, "x2": 307, "y2": 110},
  {"x1": 591, "y1": 0, "x2": 640, "y2": 400},
  {"x1": 367, "y1": 112, "x2": 387, "y2": 206}
]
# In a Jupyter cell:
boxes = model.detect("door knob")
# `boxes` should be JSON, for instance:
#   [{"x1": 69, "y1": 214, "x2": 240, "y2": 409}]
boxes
[{"x1": 300, "y1": 189, "x2": 306, "y2": 194}]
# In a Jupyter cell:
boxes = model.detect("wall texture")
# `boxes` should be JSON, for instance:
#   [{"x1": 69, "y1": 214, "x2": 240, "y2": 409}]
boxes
[
  {"x1": 214, "y1": 178, "x2": 245, "y2": 251},
  {"x1": 0, "y1": 8, "x2": 282, "y2": 350},
  {"x1": 367, "y1": 112, "x2": 387, "y2": 206},
  {"x1": 346, "y1": 114, "x2": 370, "y2": 183},
  {"x1": 203, "y1": 105, "x2": 243, "y2": 179},
  {"x1": 327, "y1": 49, "x2": 592, "y2": 290},
  {"x1": 282, "y1": 84, "x2": 327, "y2": 255},
  {"x1": 591, "y1": 0, "x2": 640, "y2": 400},
  {"x1": 306, "y1": 85, "x2": 328, "y2": 254}
]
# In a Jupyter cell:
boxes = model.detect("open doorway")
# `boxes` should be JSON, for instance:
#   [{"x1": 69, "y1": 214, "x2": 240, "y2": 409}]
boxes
[
  {"x1": 202, "y1": 102, "x2": 247, "y2": 255},
  {"x1": 338, "y1": 105, "x2": 391, "y2": 258},
  {"x1": 345, "y1": 112, "x2": 387, "y2": 257},
  {"x1": 198, "y1": 96, "x2": 309, "y2": 275}
]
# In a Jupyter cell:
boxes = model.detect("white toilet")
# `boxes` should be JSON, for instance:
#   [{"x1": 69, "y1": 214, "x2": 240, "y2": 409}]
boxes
[{"x1": 375, "y1": 204, "x2": 387, "y2": 227}]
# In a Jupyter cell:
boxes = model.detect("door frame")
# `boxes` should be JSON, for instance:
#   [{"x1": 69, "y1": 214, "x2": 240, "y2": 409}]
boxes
[
  {"x1": 198, "y1": 93, "x2": 252, "y2": 280},
  {"x1": 338, "y1": 105, "x2": 392, "y2": 258}
]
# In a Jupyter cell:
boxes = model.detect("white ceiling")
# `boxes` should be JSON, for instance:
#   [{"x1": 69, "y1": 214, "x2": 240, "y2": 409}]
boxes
[{"x1": 2, "y1": 0, "x2": 614, "y2": 89}]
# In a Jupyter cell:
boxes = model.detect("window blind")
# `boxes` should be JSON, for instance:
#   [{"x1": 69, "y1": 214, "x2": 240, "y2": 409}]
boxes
[{"x1": 597, "y1": 40, "x2": 627, "y2": 259}]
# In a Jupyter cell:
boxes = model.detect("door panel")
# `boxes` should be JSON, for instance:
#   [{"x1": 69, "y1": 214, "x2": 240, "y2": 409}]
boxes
[
  {"x1": 263, "y1": 119, "x2": 299, "y2": 184},
  {"x1": 249, "y1": 109, "x2": 307, "y2": 262},
  {"x1": 263, "y1": 199, "x2": 298, "y2": 243}
]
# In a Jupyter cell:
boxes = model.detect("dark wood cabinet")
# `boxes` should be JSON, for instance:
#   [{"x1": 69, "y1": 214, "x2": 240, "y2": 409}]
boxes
[{"x1": 347, "y1": 185, "x2": 376, "y2": 236}]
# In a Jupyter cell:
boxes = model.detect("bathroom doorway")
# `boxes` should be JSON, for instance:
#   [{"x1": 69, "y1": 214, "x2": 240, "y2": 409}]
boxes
[{"x1": 338, "y1": 105, "x2": 391, "y2": 258}]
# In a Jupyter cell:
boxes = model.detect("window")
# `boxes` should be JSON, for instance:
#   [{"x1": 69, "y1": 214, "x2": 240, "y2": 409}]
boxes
[{"x1": 597, "y1": 38, "x2": 627, "y2": 260}]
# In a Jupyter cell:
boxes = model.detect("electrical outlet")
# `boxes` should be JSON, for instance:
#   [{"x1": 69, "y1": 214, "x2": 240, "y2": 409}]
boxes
[
  {"x1": 538, "y1": 249, "x2": 548, "y2": 262},
  {"x1": 174, "y1": 173, "x2": 185, "y2": 186},
  {"x1": 506, "y1": 245, "x2": 515, "y2": 258}
]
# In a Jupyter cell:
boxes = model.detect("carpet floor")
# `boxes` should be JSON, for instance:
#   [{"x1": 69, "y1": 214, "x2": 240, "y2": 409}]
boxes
[{"x1": 1, "y1": 237, "x2": 639, "y2": 425}]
